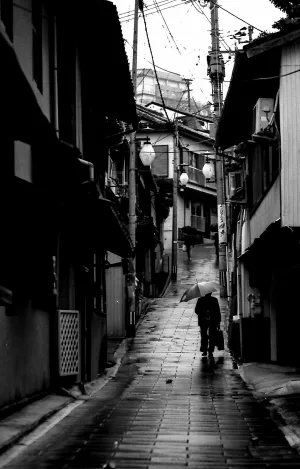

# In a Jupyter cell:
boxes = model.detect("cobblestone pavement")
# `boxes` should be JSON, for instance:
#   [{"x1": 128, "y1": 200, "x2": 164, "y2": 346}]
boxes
[{"x1": 3, "y1": 246, "x2": 300, "y2": 468}]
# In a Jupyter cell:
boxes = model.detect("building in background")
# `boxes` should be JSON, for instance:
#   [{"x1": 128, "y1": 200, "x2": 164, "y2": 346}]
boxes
[
  {"x1": 136, "y1": 68, "x2": 211, "y2": 116},
  {"x1": 137, "y1": 104, "x2": 217, "y2": 253}
]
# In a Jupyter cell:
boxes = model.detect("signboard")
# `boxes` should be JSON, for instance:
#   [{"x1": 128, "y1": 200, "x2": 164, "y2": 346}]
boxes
[{"x1": 218, "y1": 204, "x2": 227, "y2": 244}]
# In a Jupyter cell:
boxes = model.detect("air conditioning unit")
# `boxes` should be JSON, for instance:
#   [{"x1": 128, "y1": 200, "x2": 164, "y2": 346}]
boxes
[
  {"x1": 228, "y1": 171, "x2": 243, "y2": 199},
  {"x1": 252, "y1": 98, "x2": 274, "y2": 134}
]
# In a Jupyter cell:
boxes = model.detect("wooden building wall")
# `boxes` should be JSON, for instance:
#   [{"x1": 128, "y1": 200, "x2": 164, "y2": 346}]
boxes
[{"x1": 280, "y1": 42, "x2": 300, "y2": 227}]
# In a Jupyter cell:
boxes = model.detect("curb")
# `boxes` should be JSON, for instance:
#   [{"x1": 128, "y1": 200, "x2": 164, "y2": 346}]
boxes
[
  {"x1": 0, "y1": 396, "x2": 74, "y2": 457},
  {"x1": 0, "y1": 336, "x2": 134, "y2": 459},
  {"x1": 236, "y1": 364, "x2": 300, "y2": 455}
]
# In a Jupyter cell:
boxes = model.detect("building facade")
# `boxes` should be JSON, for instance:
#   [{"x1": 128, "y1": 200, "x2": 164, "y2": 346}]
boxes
[
  {"x1": 0, "y1": 0, "x2": 136, "y2": 410},
  {"x1": 216, "y1": 27, "x2": 300, "y2": 364},
  {"x1": 137, "y1": 104, "x2": 217, "y2": 254}
]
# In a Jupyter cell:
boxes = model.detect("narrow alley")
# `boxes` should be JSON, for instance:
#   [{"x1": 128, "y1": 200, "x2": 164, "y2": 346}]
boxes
[{"x1": 1, "y1": 244, "x2": 300, "y2": 469}]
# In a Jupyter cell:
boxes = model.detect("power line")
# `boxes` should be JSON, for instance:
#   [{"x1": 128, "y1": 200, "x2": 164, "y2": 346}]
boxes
[
  {"x1": 120, "y1": 0, "x2": 179, "y2": 20},
  {"x1": 141, "y1": 7, "x2": 173, "y2": 126},
  {"x1": 120, "y1": 0, "x2": 196, "y2": 23},
  {"x1": 209, "y1": 0, "x2": 264, "y2": 33},
  {"x1": 120, "y1": 0, "x2": 264, "y2": 38},
  {"x1": 154, "y1": 0, "x2": 182, "y2": 56},
  {"x1": 153, "y1": 0, "x2": 212, "y2": 104},
  {"x1": 192, "y1": 1, "x2": 232, "y2": 53},
  {"x1": 243, "y1": 67, "x2": 300, "y2": 81},
  {"x1": 120, "y1": 0, "x2": 180, "y2": 18}
]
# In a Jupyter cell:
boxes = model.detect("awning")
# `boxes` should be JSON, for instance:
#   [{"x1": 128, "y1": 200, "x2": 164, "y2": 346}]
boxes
[
  {"x1": 77, "y1": 0, "x2": 137, "y2": 127},
  {"x1": 0, "y1": 22, "x2": 56, "y2": 146}
]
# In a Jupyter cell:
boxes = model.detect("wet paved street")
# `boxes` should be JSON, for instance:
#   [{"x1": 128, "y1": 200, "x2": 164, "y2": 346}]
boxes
[{"x1": 3, "y1": 245, "x2": 300, "y2": 468}]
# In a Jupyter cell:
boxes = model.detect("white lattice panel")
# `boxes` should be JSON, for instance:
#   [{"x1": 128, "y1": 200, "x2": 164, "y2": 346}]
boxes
[{"x1": 58, "y1": 310, "x2": 80, "y2": 376}]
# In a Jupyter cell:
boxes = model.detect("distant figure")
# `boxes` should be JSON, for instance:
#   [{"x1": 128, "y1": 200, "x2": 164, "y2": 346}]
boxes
[
  {"x1": 182, "y1": 226, "x2": 198, "y2": 261},
  {"x1": 195, "y1": 293, "x2": 221, "y2": 357},
  {"x1": 183, "y1": 234, "x2": 194, "y2": 260}
]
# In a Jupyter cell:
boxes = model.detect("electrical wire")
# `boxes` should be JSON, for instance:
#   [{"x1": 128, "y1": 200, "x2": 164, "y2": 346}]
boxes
[
  {"x1": 122, "y1": 2, "x2": 213, "y2": 106},
  {"x1": 141, "y1": 7, "x2": 173, "y2": 126},
  {"x1": 154, "y1": 0, "x2": 182, "y2": 56},
  {"x1": 208, "y1": 0, "x2": 264, "y2": 33},
  {"x1": 120, "y1": 0, "x2": 197, "y2": 23},
  {"x1": 192, "y1": 1, "x2": 232, "y2": 54},
  {"x1": 120, "y1": 0, "x2": 182, "y2": 19},
  {"x1": 152, "y1": 0, "x2": 210, "y2": 107},
  {"x1": 137, "y1": 68, "x2": 153, "y2": 89},
  {"x1": 121, "y1": 0, "x2": 264, "y2": 41},
  {"x1": 120, "y1": 0, "x2": 180, "y2": 22},
  {"x1": 243, "y1": 67, "x2": 300, "y2": 81}
]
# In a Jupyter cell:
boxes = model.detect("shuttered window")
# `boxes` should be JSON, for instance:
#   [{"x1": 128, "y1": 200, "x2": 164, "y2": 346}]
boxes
[{"x1": 152, "y1": 145, "x2": 168, "y2": 177}]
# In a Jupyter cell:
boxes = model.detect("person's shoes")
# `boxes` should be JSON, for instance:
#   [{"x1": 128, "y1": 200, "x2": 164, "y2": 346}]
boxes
[{"x1": 202, "y1": 351, "x2": 207, "y2": 357}]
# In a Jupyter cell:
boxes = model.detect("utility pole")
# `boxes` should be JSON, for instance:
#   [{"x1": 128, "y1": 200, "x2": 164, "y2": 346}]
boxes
[
  {"x1": 171, "y1": 119, "x2": 179, "y2": 280},
  {"x1": 248, "y1": 25, "x2": 253, "y2": 42},
  {"x1": 128, "y1": 0, "x2": 139, "y2": 335},
  {"x1": 208, "y1": 0, "x2": 227, "y2": 297},
  {"x1": 183, "y1": 78, "x2": 192, "y2": 112}
]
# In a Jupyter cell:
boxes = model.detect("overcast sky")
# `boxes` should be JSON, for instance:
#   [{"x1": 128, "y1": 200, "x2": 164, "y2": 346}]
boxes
[{"x1": 112, "y1": 0, "x2": 282, "y2": 105}]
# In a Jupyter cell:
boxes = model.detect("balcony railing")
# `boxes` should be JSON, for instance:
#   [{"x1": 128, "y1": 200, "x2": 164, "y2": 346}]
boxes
[
  {"x1": 188, "y1": 166, "x2": 205, "y2": 185},
  {"x1": 187, "y1": 166, "x2": 217, "y2": 190}
]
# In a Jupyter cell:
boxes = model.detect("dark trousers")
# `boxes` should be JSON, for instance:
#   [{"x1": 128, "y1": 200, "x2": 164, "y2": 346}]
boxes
[
  {"x1": 200, "y1": 323, "x2": 218, "y2": 353},
  {"x1": 186, "y1": 244, "x2": 192, "y2": 259}
]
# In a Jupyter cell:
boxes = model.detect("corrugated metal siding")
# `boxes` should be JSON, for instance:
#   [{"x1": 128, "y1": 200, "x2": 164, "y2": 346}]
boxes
[
  {"x1": 280, "y1": 43, "x2": 300, "y2": 226},
  {"x1": 250, "y1": 176, "x2": 280, "y2": 242},
  {"x1": 106, "y1": 256, "x2": 126, "y2": 338}
]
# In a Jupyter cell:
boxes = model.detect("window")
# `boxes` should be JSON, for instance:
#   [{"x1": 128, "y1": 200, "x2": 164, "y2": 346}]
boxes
[
  {"x1": 32, "y1": 0, "x2": 43, "y2": 92},
  {"x1": 152, "y1": 145, "x2": 168, "y2": 177},
  {"x1": 249, "y1": 141, "x2": 279, "y2": 208},
  {"x1": 0, "y1": 0, "x2": 13, "y2": 40}
]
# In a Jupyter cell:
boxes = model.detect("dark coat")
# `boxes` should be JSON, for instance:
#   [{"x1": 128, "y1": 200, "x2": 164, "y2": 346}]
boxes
[{"x1": 195, "y1": 295, "x2": 221, "y2": 326}]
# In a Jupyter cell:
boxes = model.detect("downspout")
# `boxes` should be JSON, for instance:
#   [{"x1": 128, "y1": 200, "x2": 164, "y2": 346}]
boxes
[{"x1": 49, "y1": 12, "x2": 60, "y2": 385}]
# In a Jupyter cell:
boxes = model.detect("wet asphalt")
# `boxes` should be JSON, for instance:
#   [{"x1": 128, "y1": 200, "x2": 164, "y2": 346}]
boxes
[{"x1": 3, "y1": 245, "x2": 300, "y2": 468}]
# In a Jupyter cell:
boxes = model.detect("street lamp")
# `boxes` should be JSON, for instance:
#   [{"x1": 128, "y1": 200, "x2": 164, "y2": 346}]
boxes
[
  {"x1": 202, "y1": 157, "x2": 215, "y2": 181},
  {"x1": 179, "y1": 170, "x2": 189, "y2": 187},
  {"x1": 139, "y1": 137, "x2": 155, "y2": 166}
]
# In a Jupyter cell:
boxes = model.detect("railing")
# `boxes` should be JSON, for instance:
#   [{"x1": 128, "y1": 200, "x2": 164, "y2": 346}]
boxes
[
  {"x1": 188, "y1": 166, "x2": 205, "y2": 185},
  {"x1": 191, "y1": 215, "x2": 206, "y2": 232}
]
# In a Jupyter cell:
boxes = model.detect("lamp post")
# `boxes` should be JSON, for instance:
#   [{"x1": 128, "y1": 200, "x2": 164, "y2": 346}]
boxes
[
  {"x1": 139, "y1": 137, "x2": 156, "y2": 167},
  {"x1": 202, "y1": 157, "x2": 215, "y2": 181},
  {"x1": 127, "y1": 136, "x2": 155, "y2": 337},
  {"x1": 171, "y1": 121, "x2": 189, "y2": 280},
  {"x1": 179, "y1": 169, "x2": 189, "y2": 227}
]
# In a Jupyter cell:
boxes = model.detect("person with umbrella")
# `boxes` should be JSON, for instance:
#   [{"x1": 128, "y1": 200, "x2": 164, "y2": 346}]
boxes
[
  {"x1": 181, "y1": 226, "x2": 199, "y2": 261},
  {"x1": 195, "y1": 293, "x2": 221, "y2": 357},
  {"x1": 181, "y1": 281, "x2": 221, "y2": 357}
]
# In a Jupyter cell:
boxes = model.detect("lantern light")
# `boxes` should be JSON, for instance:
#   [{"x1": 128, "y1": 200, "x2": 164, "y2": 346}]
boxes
[
  {"x1": 202, "y1": 158, "x2": 215, "y2": 180},
  {"x1": 139, "y1": 138, "x2": 155, "y2": 166},
  {"x1": 179, "y1": 171, "x2": 189, "y2": 186}
]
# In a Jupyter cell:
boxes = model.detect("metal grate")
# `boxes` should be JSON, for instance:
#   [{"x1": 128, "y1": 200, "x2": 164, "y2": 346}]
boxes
[{"x1": 58, "y1": 310, "x2": 80, "y2": 376}]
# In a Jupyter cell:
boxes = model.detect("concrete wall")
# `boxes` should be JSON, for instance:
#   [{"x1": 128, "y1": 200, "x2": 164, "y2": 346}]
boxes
[{"x1": 0, "y1": 305, "x2": 50, "y2": 408}]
